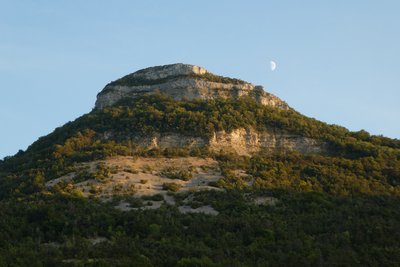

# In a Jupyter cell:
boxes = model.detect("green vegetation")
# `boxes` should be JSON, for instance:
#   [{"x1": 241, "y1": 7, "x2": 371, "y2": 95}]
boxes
[
  {"x1": 123, "y1": 166, "x2": 138, "y2": 174},
  {"x1": 72, "y1": 170, "x2": 95, "y2": 184},
  {"x1": 104, "y1": 71, "x2": 247, "y2": 89},
  {"x1": 141, "y1": 194, "x2": 164, "y2": 201},
  {"x1": 214, "y1": 150, "x2": 400, "y2": 196},
  {"x1": 160, "y1": 167, "x2": 193, "y2": 181},
  {"x1": 162, "y1": 182, "x2": 182, "y2": 192},
  {"x1": 0, "y1": 191, "x2": 398, "y2": 266},
  {"x1": 0, "y1": 94, "x2": 400, "y2": 265}
]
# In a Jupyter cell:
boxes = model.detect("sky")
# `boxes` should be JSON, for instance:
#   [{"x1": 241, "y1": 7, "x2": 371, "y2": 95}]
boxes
[{"x1": 1, "y1": 0, "x2": 399, "y2": 159}]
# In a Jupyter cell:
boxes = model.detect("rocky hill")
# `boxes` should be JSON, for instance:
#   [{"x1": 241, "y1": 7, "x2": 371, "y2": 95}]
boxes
[
  {"x1": 0, "y1": 64, "x2": 400, "y2": 266},
  {"x1": 95, "y1": 63, "x2": 289, "y2": 110},
  {"x1": 95, "y1": 64, "x2": 310, "y2": 155}
]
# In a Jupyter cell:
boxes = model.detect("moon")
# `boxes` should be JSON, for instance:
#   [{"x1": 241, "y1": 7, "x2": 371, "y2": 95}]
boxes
[{"x1": 270, "y1": 60, "x2": 277, "y2": 71}]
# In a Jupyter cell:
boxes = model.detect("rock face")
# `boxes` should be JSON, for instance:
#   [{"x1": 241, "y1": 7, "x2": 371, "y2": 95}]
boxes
[
  {"x1": 95, "y1": 63, "x2": 289, "y2": 110},
  {"x1": 128, "y1": 64, "x2": 207, "y2": 80},
  {"x1": 103, "y1": 127, "x2": 326, "y2": 156},
  {"x1": 209, "y1": 128, "x2": 325, "y2": 155}
]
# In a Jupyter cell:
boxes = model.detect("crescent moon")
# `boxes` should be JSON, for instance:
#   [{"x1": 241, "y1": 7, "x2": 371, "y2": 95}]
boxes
[{"x1": 270, "y1": 61, "x2": 277, "y2": 71}]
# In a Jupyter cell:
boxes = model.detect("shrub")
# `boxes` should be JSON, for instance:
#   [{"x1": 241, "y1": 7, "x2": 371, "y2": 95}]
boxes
[
  {"x1": 73, "y1": 170, "x2": 96, "y2": 183},
  {"x1": 207, "y1": 181, "x2": 220, "y2": 188},
  {"x1": 161, "y1": 167, "x2": 193, "y2": 181},
  {"x1": 124, "y1": 167, "x2": 138, "y2": 174},
  {"x1": 141, "y1": 194, "x2": 164, "y2": 201},
  {"x1": 162, "y1": 183, "x2": 181, "y2": 192}
]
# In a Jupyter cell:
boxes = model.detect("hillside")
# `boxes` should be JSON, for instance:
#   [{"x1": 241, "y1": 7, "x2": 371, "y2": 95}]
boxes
[{"x1": 0, "y1": 64, "x2": 400, "y2": 266}]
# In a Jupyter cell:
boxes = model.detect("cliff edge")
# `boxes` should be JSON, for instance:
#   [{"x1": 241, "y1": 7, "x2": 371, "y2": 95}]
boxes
[{"x1": 95, "y1": 63, "x2": 289, "y2": 110}]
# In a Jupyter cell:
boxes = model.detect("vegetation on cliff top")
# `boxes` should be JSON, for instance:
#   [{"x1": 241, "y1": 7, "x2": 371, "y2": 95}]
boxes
[{"x1": 102, "y1": 72, "x2": 248, "y2": 94}]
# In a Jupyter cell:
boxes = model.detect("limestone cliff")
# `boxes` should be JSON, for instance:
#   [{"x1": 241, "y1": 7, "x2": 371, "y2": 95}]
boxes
[
  {"x1": 101, "y1": 128, "x2": 326, "y2": 156},
  {"x1": 95, "y1": 63, "x2": 289, "y2": 110}
]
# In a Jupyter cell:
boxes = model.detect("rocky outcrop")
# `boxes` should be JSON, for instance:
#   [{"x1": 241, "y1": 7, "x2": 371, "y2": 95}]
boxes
[
  {"x1": 131, "y1": 134, "x2": 207, "y2": 150},
  {"x1": 95, "y1": 63, "x2": 289, "y2": 110},
  {"x1": 127, "y1": 63, "x2": 207, "y2": 80},
  {"x1": 114, "y1": 128, "x2": 325, "y2": 156},
  {"x1": 209, "y1": 128, "x2": 325, "y2": 155}
]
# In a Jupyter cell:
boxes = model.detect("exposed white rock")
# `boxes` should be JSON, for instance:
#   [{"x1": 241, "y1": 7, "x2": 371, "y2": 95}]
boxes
[
  {"x1": 178, "y1": 205, "x2": 219, "y2": 216},
  {"x1": 109, "y1": 127, "x2": 326, "y2": 156},
  {"x1": 209, "y1": 128, "x2": 326, "y2": 155},
  {"x1": 131, "y1": 63, "x2": 207, "y2": 80},
  {"x1": 95, "y1": 63, "x2": 289, "y2": 110},
  {"x1": 254, "y1": 197, "x2": 279, "y2": 206}
]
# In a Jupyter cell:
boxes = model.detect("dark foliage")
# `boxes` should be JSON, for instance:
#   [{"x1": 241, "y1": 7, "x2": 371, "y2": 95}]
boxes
[{"x1": 0, "y1": 191, "x2": 399, "y2": 266}]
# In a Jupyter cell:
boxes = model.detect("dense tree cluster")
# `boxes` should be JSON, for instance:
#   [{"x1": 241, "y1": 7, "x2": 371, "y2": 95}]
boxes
[
  {"x1": 215, "y1": 150, "x2": 400, "y2": 196},
  {"x1": 0, "y1": 191, "x2": 399, "y2": 266}
]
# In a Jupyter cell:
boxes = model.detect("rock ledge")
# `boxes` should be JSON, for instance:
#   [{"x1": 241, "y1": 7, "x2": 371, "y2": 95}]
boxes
[{"x1": 95, "y1": 63, "x2": 289, "y2": 110}]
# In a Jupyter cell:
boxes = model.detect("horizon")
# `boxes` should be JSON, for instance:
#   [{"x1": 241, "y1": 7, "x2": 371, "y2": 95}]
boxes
[{"x1": 1, "y1": 1, "x2": 400, "y2": 159}]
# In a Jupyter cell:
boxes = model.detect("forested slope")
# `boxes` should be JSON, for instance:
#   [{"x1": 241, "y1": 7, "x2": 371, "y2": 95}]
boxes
[{"x1": 0, "y1": 94, "x2": 400, "y2": 266}]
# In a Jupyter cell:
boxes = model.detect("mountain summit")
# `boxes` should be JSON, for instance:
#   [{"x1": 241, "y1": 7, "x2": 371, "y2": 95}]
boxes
[{"x1": 95, "y1": 63, "x2": 289, "y2": 110}]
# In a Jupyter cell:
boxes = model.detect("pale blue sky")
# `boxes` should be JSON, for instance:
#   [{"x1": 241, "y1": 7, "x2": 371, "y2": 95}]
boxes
[{"x1": 1, "y1": 0, "x2": 399, "y2": 159}]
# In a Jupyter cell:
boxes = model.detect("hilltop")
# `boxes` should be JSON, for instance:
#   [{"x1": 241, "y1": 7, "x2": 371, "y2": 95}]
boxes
[{"x1": 95, "y1": 63, "x2": 289, "y2": 110}]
